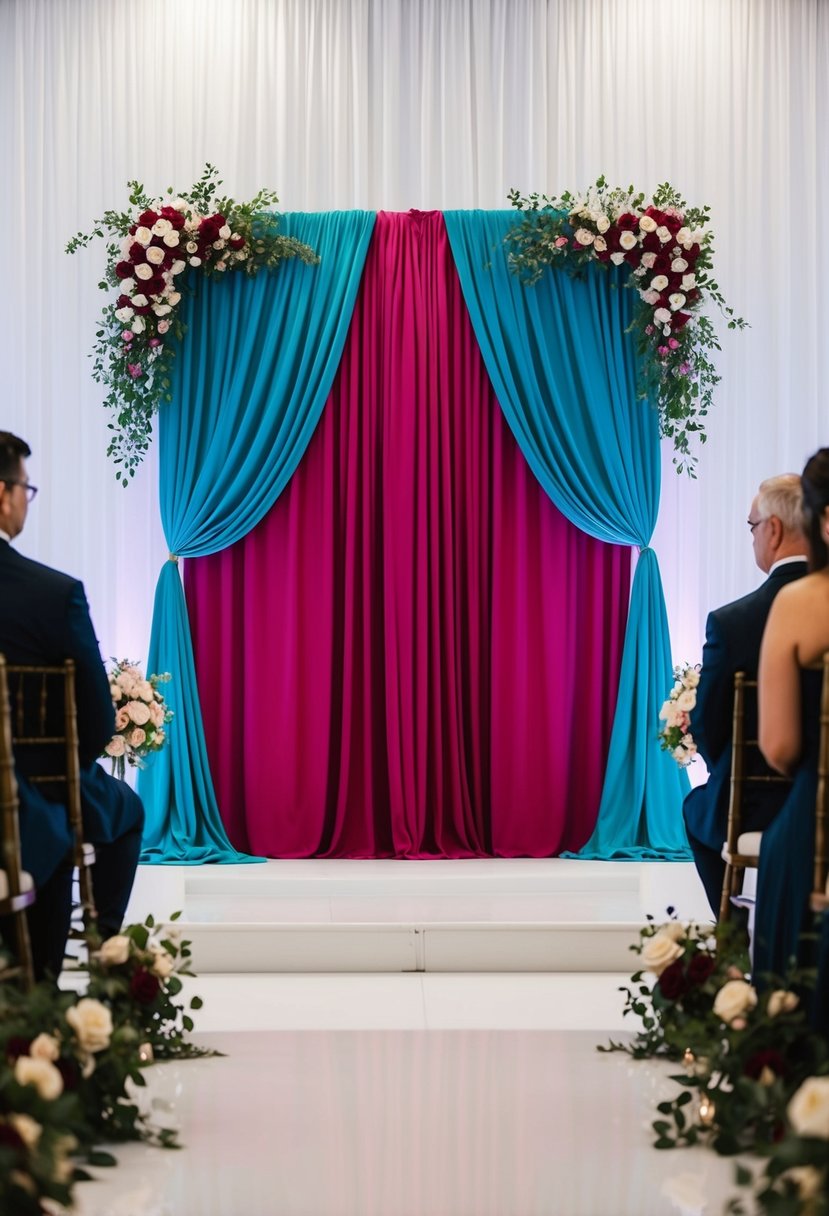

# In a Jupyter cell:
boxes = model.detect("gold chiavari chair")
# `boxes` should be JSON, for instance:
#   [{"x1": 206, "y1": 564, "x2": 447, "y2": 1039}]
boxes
[
  {"x1": 0, "y1": 656, "x2": 36, "y2": 987},
  {"x1": 810, "y1": 652, "x2": 829, "y2": 914}
]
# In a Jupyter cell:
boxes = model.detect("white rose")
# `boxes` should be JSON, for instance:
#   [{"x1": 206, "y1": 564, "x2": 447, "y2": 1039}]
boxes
[
  {"x1": 593, "y1": 236, "x2": 607, "y2": 252},
  {"x1": 640, "y1": 290, "x2": 660, "y2": 306},
  {"x1": 134, "y1": 226, "x2": 153, "y2": 247},
  {"x1": 656, "y1": 225, "x2": 672, "y2": 243},
  {"x1": 595, "y1": 216, "x2": 610, "y2": 233},
  {"x1": 676, "y1": 227, "x2": 691, "y2": 245},
  {"x1": 609, "y1": 252, "x2": 626, "y2": 266},
  {"x1": 713, "y1": 979, "x2": 757, "y2": 1025},
  {"x1": 219, "y1": 224, "x2": 231, "y2": 240},
  {"x1": 675, "y1": 691, "x2": 696, "y2": 714},
  {"x1": 213, "y1": 238, "x2": 227, "y2": 251},
  {"x1": 29, "y1": 1033, "x2": 60, "y2": 1062},
  {"x1": 150, "y1": 946, "x2": 175, "y2": 978},
  {"x1": 162, "y1": 231, "x2": 180, "y2": 248},
  {"x1": 669, "y1": 293, "x2": 687, "y2": 311},
  {"x1": 186, "y1": 241, "x2": 198, "y2": 254},
  {"x1": 767, "y1": 989, "x2": 799, "y2": 1017},
  {"x1": 640, "y1": 931, "x2": 683, "y2": 975},
  {"x1": 681, "y1": 273, "x2": 696, "y2": 291},
  {"x1": 654, "y1": 308, "x2": 672, "y2": 325},
  {"x1": 573, "y1": 228, "x2": 595, "y2": 246},
  {"x1": 151, "y1": 218, "x2": 172, "y2": 236},
  {"x1": 119, "y1": 278, "x2": 136, "y2": 295},
  {"x1": 167, "y1": 291, "x2": 181, "y2": 306},
  {"x1": 152, "y1": 303, "x2": 173, "y2": 316},
  {"x1": 638, "y1": 215, "x2": 657, "y2": 233},
  {"x1": 131, "y1": 315, "x2": 146, "y2": 334},
  {"x1": 127, "y1": 700, "x2": 151, "y2": 725},
  {"x1": 66, "y1": 998, "x2": 113, "y2": 1054},
  {"x1": 234, "y1": 249, "x2": 249, "y2": 261},
  {"x1": 114, "y1": 307, "x2": 134, "y2": 323},
  {"x1": 619, "y1": 231, "x2": 638, "y2": 251},
  {"x1": 640, "y1": 252, "x2": 656, "y2": 269},
  {"x1": 671, "y1": 257, "x2": 688, "y2": 273},
  {"x1": 788, "y1": 1077, "x2": 829, "y2": 1138},
  {"x1": 650, "y1": 275, "x2": 669, "y2": 292},
  {"x1": 658, "y1": 921, "x2": 686, "y2": 942},
  {"x1": 146, "y1": 245, "x2": 165, "y2": 266},
  {"x1": 98, "y1": 933, "x2": 131, "y2": 965},
  {"x1": 189, "y1": 256, "x2": 202, "y2": 267},
  {"x1": 135, "y1": 263, "x2": 153, "y2": 281},
  {"x1": 172, "y1": 197, "x2": 187, "y2": 211},
  {"x1": 131, "y1": 293, "x2": 148, "y2": 308},
  {"x1": 10, "y1": 1114, "x2": 42, "y2": 1148},
  {"x1": 14, "y1": 1056, "x2": 63, "y2": 1100},
  {"x1": 683, "y1": 669, "x2": 700, "y2": 688}
]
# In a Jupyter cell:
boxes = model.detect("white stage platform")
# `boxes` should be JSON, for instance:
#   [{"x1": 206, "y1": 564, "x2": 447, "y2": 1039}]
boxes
[{"x1": 126, "y1": 859, "x2": 712, "y2": 975}]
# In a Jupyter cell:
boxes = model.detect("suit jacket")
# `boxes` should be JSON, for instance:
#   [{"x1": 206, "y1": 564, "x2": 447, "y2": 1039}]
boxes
[
  {"x1": 683, "y1": 560, "x2": 808, "y2": 851},
  {"x1": 0, "y1": 540, "x2": 141, "y2": 876}
]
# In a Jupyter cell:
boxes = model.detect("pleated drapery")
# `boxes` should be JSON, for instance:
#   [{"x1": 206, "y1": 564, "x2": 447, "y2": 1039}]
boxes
[
  {"x1": 139, "y1": 211, "x2": 376, "y2": 863},
  {"x1": 184, "y1": 211, "x2": 632, "y2": 857},
  {"x1": 444, "y1": 210, "x2": 690, "y2": 859}
]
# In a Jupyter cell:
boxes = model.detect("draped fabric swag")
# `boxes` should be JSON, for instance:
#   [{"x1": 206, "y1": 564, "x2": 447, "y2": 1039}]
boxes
[
  {"x1": 139, "y1": 212, "x2": 376, "y2": 863},
  {"x1": 184, "y1": 211, "x2": 631, "y2": 858},
  {"x1": 141, "y1": 208, "x2": 688, "y2": 864}
]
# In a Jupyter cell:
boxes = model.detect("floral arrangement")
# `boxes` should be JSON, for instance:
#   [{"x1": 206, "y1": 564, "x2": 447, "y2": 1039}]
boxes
[
  {"x1": 506, "y1": 178, "x2": 747, "y2": 474},
  {"x1": 82, "y1": 913, "x2": 211, "y2": 1062},
  {"x1": 728, "y1": 1078, "x2": 829, "y2": 1214},
  {"x1": 601, "y1": 913, "x2": 747, "y2": 1061},
  {"x1": 658, "y1": 662, "x2": 700, "y2": 766},
  {"x1": 66, "y1": 164, "x2": 319, "y2": 483},
  {"x1": 103, "y1": 659, "x2": 173, "y2": 779}
]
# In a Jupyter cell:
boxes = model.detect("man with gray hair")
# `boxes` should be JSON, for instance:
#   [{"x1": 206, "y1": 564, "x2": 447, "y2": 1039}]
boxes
[{"x1": 684, "y1": 474, "x2": 808, "y2": 917}]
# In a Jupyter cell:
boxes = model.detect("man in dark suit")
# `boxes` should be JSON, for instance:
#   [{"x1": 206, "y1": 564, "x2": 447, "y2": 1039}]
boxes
[
  {"x1": 0, "y1": 431, "x2": 144, "y2": 976},
  {"x1": 684, "y1": 474, "x2": 809, "y2": 917}
]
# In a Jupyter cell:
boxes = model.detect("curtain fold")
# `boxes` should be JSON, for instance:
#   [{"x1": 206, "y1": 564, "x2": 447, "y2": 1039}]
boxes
[
  {"x1": 444, "y1": 210, "x2": 689, "y2": 859},
  {"x1": 184, "y1": 211, "x2": 632, "y2": 858},
  {"x1": 139, "y1": 211, "x2": 376, "y2": 863}
]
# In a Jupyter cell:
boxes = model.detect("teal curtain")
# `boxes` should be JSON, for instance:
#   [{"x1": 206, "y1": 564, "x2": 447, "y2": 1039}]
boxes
[
  {"x1": 444, "y1": 210, "x2": 689, "y2": 859},
  {"x1": 140, "y1": 211, "x2": 376, "y2": 863}
]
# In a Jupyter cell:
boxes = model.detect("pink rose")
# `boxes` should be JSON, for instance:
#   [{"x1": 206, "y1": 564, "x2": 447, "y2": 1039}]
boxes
[
  {"x1": 126, "y1": 701, "x2": 151, "y2": 726},
  {"x1": 121, "y1": 330, "x2": 134, "y2": 342},
  {"x1": 668, "y1": 338, "x2": 680, "y2": 350},
  {"x1": 114, "y1": 707, "x2": 130, "y2": 731},
  {"x1": 149, "y1": 701, "x2": 165, "y2": 727},
  {"x1": 149, "y1": 338, "x2": 162, "y2": 348},
  {"x1": 127, "y1": 363, "x2": 142, "y2": 379},
  {"x1": 129, "y1": 727, "x2": 146, "y2": 748},
  {"x1": 106, "y1": 735, "x2": 126, "y2": 757},
  {"x1": 157, "y1": 319, "x2": 170, "y2": 334}
]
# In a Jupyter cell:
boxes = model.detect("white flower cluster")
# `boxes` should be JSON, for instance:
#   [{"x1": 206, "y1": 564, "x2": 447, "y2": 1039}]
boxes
[{"x1": 658, "y1": 663, "x2": 700, "y2": 767}]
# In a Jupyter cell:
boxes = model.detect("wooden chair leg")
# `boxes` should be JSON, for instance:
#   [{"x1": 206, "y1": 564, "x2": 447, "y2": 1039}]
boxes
[
  {"x1": 720, "y1": 864, "x2": 734, "y2": 924},
  {"x1": 13, "y1": 909, "x2": 34, "y2": 990}
]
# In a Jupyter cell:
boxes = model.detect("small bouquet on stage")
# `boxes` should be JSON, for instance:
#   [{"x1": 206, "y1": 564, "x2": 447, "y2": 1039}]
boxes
[
  {"x1": 102, "y1": 659, "x2": 173, "y2": 779},
  {"x1": 658, "y1": 662, "x2": 700, "y2": 767}
]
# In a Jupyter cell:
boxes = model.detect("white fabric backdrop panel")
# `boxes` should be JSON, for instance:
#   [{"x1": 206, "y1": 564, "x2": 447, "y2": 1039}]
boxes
[{"x1": 1, "y1": 0, "x2": 827, "y2": 678}]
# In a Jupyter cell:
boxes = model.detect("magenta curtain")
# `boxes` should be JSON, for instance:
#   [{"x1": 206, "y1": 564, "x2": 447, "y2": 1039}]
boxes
[{"x1": 184, "y1": 211, "x2": 631, "y2": 858}]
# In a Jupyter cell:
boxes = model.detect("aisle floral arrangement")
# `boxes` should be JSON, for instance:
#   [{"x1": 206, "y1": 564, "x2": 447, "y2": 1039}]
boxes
[
  {"x1": 658, "y1": 662, "x2": 701, "y2": 767},
  {"x1": 506, "y1": 178, "x2": 747, "y2": 474},
  {"x1": 728, "y1": 1080, "x2": 829, "y2": 1214},
  {"x1": 67, "y1": 164, "x2": 319, "y2": 483},
  {"x1": 0, "y1": 912, "x2": 210, "y2": 1214},
  {"x1": 102, "y1": 659, "x2": 173, "y2": 779}
]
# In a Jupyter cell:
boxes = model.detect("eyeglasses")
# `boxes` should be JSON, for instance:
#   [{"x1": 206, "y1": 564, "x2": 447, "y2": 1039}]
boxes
[
  {"x1": 2, "y1": 479, "x2": 38, "y2": 502},
  {"x1": 747, "y1": 517, "x2": 766, "y2": 532}
]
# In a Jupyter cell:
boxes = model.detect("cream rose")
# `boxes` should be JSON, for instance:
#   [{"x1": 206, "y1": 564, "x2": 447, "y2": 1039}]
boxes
[
  {"x1": 29, "y1": 1033, "x2": 60, "y2": 1062},
  {"x1": 186, "y1": 240, "x2": 198, "y2": 254},
  {"x1": 595, "y1": 215, "x2": 610, "y2": 233},
  {"x1": 105, "y1": 735, "x2": 126, "y2": 757},
  {"x1": 619, "y1": 231, "x2": 638, "y2": 251},
  {"x1": 134, "y1": 263, "x2": 153, "y2": 281},
  {"x1": 66, "y1": 998, "x2": 113, "y2": 1054},
  {"x1": 782, "y1": 1166, "x2": 824, "y2": 1199},
  {"x1": 150, "y1": 946, "x2": 175, "y2": 978},
  {"x1": 640, "y1": 289, "x2": 660, "y2": 306},
  {"x1": 98, "y1": 934, "x2": 131, "y2": 965},
  {"x1": 14, "y1": 1056, "x2": 63, "y2": 1100},
  {"x1": 171, "y1": 259, "x2": 186, "y2": 275},
  {"x1": 712, "y1": 979, "x2": 757, "y2": 1025},
  {"x1": 609, "y1": 251, "x2": 626, "y2": 266},
  {"x1": 767, "y1": 989, "x2": 799, "y2": 1017},
  {"x1": 129, "y1": 727, "x2": 146, "y2": 747},
  {"x1": 189, "y1": 256, "x2": 202, "y2": 267},
  {"x1": 114, "y1": 307, "x2": 134, "y2": 323},
  {"x1": 11, "y1": 1113, "x2": 42, "y2": 1148},
  {"x1": 671, "y1": 257, "x2": 688, "y2": 273},
  {"x1": 684, "y1": 669, "x2": 700, "y2": 688},
  {"x1": 650, "y1": 274, "x2": 669, "y2": 292},
  {"x1": 573, "y1": 228, "x2": 595, "y2": 246},
  {"x1": 219, "y1": 224, "x2": 231, "y2": 240},
  {"x1": 593, "y1": 235, "x2": 607, "y2": 253},
  {"x1": 640, "y1": 252, "x2": 657, "y2": 269},
  {"x1": 654, "y1": 307, "x2": 672, "y2": 325},
  {"x1": 657, "y1": 921, "x2": 686, "y2": 942},
  {"x1": 639, "y1": 215, "x2": 657, "y2": 233},
  {"x1": 162, "y1": 231, "x2": 181, "y2": 248},
  {"x1": 149, "y1": 700, "x2": 165, "y2": 727},
  {"x1": 120, "y1": 277, "x2": 136, "y2": 295},
  {"x1": 145, "y1": 245, "x2": 165, "y2": 266},
  {"x1": 134, "y1": 225, "x2": 153, "y2": 247},
  {"x1": 127, "y1": 700, "x2": 151, "y2": 726},
  {"x1": 114, "y1": 707, "x2": 130, "y2": 731},
  {"x1": 669, "y1": 293, "x2": 687, "y2": 311},
  {"x1": 788, "y1": 1077, "x2": 829, "y2": 1138},
  {"x1": 656, "y1": 225, "x2": 672, "y2": 243},
  {"x1": 640, "y1": 931, "x2": 683, "y2": 975},
  {"x1": 131, "y1": 315, "x2": 146, "y2": 334}
]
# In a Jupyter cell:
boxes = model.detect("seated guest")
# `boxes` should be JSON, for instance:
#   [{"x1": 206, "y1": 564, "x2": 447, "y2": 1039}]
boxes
[
  {"x1": 0, "y1": 431, "x2": 144, "y2": 977},
  {"x1": 683, "y1": 474, "x2": 808, "y2": 917},
  {"x1": 756, "y1": 448, "x2": 829, "y2": 1018}
]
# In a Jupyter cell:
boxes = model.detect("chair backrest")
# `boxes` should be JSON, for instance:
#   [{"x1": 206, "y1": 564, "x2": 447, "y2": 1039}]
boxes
[
  {"x1": 724, "y1": 671, "x2": 791, "y2": 856},
  {"x1": 0, "y1": 656, "x2": 27, "y2": 897},
  {"x1": 813, "y1": 652, "x2": 829, "y2": 897},
  {"x1": 4, "y1": 661, "x2": 85, "y2": 857}
]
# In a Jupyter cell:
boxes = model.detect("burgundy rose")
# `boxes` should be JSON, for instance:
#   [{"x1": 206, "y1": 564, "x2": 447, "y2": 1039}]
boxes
[
  {"x1": 594, "y1": 249, "x2": 611, "y2": 263},
  {"x1": 667, "y1": 273, "x2": 685, "y2": 293},
  {"x1": 4, "y1": 1036, "x2": 31, "y2": 1061},
  {"x1": 641, "y1": 231, "x2": 661, "y2": 254},
  {"x1": 603, "y1": 227, "x2": 621, "y2": 252},
  {"x1": 161, "y1": 206, "x2": 186, "y2": 230},
  {"x1": 116, "y1": 294, "x2": 133, "y2": 310},
  {"x1": 684, "y1": 289, "x2": 700, "y2": 305},
  {"x1": 199, "y1": 218, "x2": 220, "y2": 242},
  {"x1": 128, "y1": 224, "x2": 137, "y2": 235},
  {"x1": 131, "y1": 304, "x2": 151, "y2": 316},
  {"x1": 138, "y1": 209, "x2": 159, "y2": 228},
  {"x1": 661, "y1": 213, "x2": 683, "y2": 235},
  {"x1": 129, "y1": 242, "x2": 147, "y2": 263},
  {"x1": 229, "y1": 235, "x2": 246, "y2": 251},
  {"x1": 0, "y1": 1122, "x2": 25, "y2": 1152},
  {"x1": 683, "y1": 243, "x2": 701, "y2": 264},
  {"x1": 115, "y1": 260, "x2": 134, "y2": 279},
  {"x1": 652, "y1": 252, "x2": 672, "y2": 274},
  {"x1": 145, "y1": 276, "x2": 166, "y2": 297},
  {"x1": 744, "y1": 1049, "x2": 787, "y2": 1081},
  {"x1": 615, "y1": 213, "x2": 639, "y2": 231},
  {"x1": 624, "y1": 249, "x2": 641, "y2": 268},
  {"x1": 672, "y1": 311, "x2": 692, "y2": 330},
  {"x1": 56, "y1": 1057, "x2": 79, "y2": 1092},
  {"x1": 687, "y1": 953, "x2": 715, "y2": 985},
  {"x1": 212, "y1": 212, "x2": 226, "y2": 227},
  {"x1": 657, "y1": 959, "x2": 688, "y2": 1001},
  {"x1": 129, "y1": 967, "x2": 161, "y2": 1005}
]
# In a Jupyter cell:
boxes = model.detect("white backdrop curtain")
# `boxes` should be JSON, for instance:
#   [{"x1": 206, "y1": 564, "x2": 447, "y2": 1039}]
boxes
[{"x1": 1, "y1": 0, "x2": 828, "y2": 777}]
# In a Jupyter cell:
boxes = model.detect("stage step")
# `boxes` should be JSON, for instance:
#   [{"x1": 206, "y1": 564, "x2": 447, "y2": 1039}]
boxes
[{"x1": 126, "y1": 859, "x2": 711, "y2": 975}]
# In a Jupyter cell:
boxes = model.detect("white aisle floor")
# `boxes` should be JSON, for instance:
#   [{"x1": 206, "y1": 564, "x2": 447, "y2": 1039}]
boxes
[{"x1": 69, "y1": 862, "x2": 747, "y2": 1216}]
